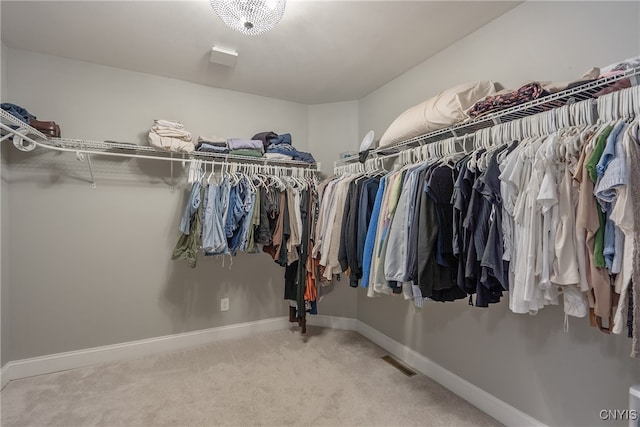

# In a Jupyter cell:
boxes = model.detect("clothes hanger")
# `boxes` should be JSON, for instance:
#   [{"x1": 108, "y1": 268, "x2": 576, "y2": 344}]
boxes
[
  {"x1": 294, "y1": 168, "x2": 308, "y2": 189},
  {"x1": 440, "y1": 138, "x2": 462, "y2": 168},
  {"x1": 206, "y1": 161, "x2": 214, "y2": 183},
  {"x1": 536, "y1": 111, "x2": 544, "y2": 137},
  {"x1": 631, "y1": 86, "x2": 640, "y2": 116},
  {"x1": 250, "y1": 165, "x2": 262, "y2": 188},
  {"x1": 479, "y1": 128, "x2": 496, "y2": 171},
  {"x1": 200, "y1": 160, "x2": 208, "y2": 184}
]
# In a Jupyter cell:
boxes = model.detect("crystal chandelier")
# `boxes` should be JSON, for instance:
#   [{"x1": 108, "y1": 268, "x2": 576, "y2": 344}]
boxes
[{"x1": 210, "y1": 0, "x2": 287, "y2": 36}]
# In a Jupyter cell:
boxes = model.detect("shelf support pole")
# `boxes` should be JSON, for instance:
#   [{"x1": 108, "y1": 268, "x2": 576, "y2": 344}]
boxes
[
  {"x1": 86, "y1": 154, "x2": 96, "y2": 188},
  {"x1": 170, "y1": 153, "x2": 175, "y2": 191}
]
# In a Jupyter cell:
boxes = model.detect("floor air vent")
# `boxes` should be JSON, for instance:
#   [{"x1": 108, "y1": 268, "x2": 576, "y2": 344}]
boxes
[{"x1": 381, "y1": 355, "x2": 417, "y2": 377}]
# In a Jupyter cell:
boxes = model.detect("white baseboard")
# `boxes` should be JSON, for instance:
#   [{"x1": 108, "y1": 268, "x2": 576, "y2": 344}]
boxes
[
  {"x1": 0, "y1": 316, "x2": 290, "y2": 389},
  {"x1": 0, "y1": 314, "x2": 544, "y2": 427},
  {"x1": 306, "y1": 314, "x2": 358, "y2": 331},
  {"x1": 355, "y1": 320, "x2": 545, "y2": 427}
]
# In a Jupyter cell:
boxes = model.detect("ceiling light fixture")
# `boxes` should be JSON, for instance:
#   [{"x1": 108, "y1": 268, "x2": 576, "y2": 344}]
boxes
[{"x1": 210, "y1": 0, "x2": 286, "y2": 36}]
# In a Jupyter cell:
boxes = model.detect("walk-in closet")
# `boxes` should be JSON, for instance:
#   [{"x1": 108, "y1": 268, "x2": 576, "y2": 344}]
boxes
[{"x1": 1, "y1": 1, "x2": 639, "y2": 426}]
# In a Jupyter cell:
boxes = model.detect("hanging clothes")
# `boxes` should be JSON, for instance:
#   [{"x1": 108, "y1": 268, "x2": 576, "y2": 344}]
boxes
[
  {"x1": 320, "y1": 84, "x2": 640, "y2": 357},
  {"x1": 172, "y1": 164, "x2": 320, "y2": 332}
]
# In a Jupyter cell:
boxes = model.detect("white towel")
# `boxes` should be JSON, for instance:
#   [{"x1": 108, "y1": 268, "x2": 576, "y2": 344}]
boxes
[
  {"x1": 151, "y1": 127, "x2": 192, "y2": 140},
  {"x1": 153, "y1": 119, "x2": 184, "y2": 129},
  {"x1": 151, "y1": 119, "x2": 192, "y2": 141}
]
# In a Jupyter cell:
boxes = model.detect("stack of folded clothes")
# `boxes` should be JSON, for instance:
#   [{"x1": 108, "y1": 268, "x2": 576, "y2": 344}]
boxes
[
  {"x1": 227, "y1": 138, "x2": 264, "y2": 158},
  {"x1": 264, "y1": 133, "x2": 315, "y2": 163},
  {"x1": 148, "y1": 119, "x2": 194, "y2": 153},
  {"x1": 251, "y1": 131, "x2": 278, "y2": 151},
  {"x1": 196, "y1": 135, "x2": 228, "y2": 153}
]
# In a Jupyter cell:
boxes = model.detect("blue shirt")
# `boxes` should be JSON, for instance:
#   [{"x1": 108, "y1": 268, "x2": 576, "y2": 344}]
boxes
[{"x1": 360, "y1": 177, "x2": 386, "y2": 288}]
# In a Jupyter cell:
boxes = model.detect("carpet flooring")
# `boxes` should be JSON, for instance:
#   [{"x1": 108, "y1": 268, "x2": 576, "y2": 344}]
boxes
[{"x1": 1, "y1": 326, "x2": 502, "y2": 426}]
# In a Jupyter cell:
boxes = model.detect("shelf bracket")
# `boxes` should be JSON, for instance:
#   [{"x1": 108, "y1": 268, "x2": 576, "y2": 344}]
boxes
[
  {"x1": 169, "y1": 153, "x2": 175, "y2": 191},
  {"x1": 76, "y1": 151, "x2": 96, "y2": 188},
  {"x1": 86, "y1": 154, "x2": 96, "y2": 188}
]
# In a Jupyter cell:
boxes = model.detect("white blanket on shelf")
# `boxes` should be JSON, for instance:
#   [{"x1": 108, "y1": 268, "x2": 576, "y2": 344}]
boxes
[{"x1": 148, "y1": 132, "x2": 195, "y2": 153}]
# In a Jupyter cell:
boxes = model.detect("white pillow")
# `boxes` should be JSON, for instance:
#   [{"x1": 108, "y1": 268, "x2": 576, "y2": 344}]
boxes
[{"x1": 379, "y1": 81, "x2": 496, "y2": 148}]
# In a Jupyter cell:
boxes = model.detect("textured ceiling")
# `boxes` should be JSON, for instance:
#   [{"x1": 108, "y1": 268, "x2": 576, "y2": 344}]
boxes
[{"x1": 1, "y1": 1, "x2": 520, "y2": 104}]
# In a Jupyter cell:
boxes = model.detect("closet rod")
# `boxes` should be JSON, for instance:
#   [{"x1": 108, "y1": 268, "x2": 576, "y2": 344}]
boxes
[
  {"x1": 16, "y1": 138, "x2": 319, "y2": 170},
  {"x1": 336, "y1": 66, "x2": 640, "y2": 168}
]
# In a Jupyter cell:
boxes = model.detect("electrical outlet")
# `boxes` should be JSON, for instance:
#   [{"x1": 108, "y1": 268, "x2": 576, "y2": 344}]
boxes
[{"x1": 220, "y1": 297, "x2": 229, "y2": 311}]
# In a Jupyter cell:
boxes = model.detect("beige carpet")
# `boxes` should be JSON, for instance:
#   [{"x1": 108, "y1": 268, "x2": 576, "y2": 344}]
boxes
[{"x1": 1, "y1": 326, "x2": 501, "y2": 426}]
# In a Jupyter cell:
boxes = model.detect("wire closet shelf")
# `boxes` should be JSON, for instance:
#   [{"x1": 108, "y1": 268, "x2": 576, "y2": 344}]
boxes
[
  {"x1": 336, "y1": 66, "x2": 640, "y2": 167},
  {"x1": 0, "y1": 110, "x2": 320, "y2": 170}
]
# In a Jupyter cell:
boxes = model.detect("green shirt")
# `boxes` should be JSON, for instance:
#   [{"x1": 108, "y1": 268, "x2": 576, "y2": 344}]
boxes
[{"x1": 585, "y1": 125, "x2": 613, "y2": 268}]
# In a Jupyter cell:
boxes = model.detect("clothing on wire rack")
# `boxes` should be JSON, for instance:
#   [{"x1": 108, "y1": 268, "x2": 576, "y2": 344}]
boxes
[
  {"x1": 172, "y1": 162, "x2": 321, "y2": 332},
  {"x1": 148, "y1": 119, "x2": 195, "y2": 153},
  {"x1": 323, "y1": 84, "x2": 640, "y2": 356}
]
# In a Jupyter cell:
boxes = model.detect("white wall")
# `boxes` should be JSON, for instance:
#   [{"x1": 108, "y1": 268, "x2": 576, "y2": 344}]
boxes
[
  {"x1": 360, "y1": 1, "x2": 640, "y2": 145},
  {"x1": 2, "y1": 48, "x2": 317, "y2": 362},
  {"x1": 7, "y1": 49, "x2": 309, "y2": 149},
  {"x1": 1, "y1": 40, "x2": 7, "y2": 99},
  {"x1": 307, "y1": 101, "x2": 359, "y2": 318},
  {"x1": 357, "y1": 2, "x2": 640, "y2": 426},
  {"x1": 308, "y1": 101, "x2": 359, "y2": 175},
  {"x1": 0, "y1": 40, "x2": 8, "y2": 366},
  {"x1": 3, "y1": 1, "x2": 640, "y2": 425}
]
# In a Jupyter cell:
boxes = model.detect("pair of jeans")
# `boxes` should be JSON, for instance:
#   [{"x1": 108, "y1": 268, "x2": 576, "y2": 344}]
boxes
[
  {"x1": 237, "y1": 185, "x2": 257, "y2": 252},
  {"x1": 202, "y1": 182, "x2": 229, "y2": 255},
  {"x1": 179, "y1": 181, "x2": 202, "y2": 235},
  {"x1": 227, "y1": 178, "x2": 254, "y2": 252}
]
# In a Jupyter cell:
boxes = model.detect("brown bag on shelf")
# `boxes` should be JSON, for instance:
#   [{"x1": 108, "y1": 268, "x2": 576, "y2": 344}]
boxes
[{"x1": 29, "y1": 118, "x2": 61, "y2": 138}]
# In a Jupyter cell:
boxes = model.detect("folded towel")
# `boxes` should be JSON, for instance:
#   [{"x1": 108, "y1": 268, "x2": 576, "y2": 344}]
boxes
[
  {"x1": 151, "y1": 119, "x2": 192, "y2": 141},
  {"x1": 229, "y1": 149, "x2": 263, "y2": 158},
  {"x1": 151, "y1": 128, "x2": 193, "y2": 140},
  {"x1": 264, "y1": 152, "x2": 294, "y2": 161},
  {"x1": 227, "y1": 138, "x2": 264, "y2": 152},
  {"x1": 198, "y1": 135, "x2": 227, "y2": 145},
  {"x1": 153, "y1": 119, "x2": 184, "y2": 129},
  {"x1": 148, "y1": 132, "x2": 195, "y2": 153}
]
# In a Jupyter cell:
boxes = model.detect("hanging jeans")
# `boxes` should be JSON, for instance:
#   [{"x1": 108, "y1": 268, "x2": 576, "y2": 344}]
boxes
[
  {"x1": 228, "y1": 179, "x2": 256, "y2": 252},
  {"x1": 202, "y1": 182, "x2": 229, "y2": 255},
  {"x1": 237, "y1": 186, "x2": 257, "y2": 252},
  {"x1": 179, "y1": 181, "x2": 202, "y2": 235}
]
